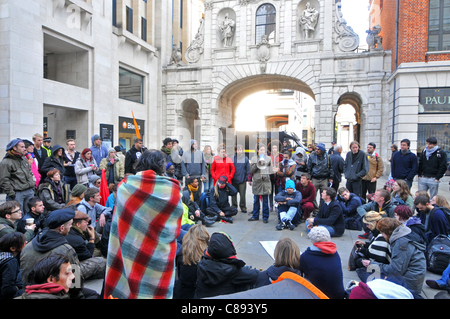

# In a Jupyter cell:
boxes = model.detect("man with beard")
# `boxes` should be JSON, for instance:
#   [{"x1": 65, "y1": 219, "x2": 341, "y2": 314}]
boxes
[{"x1": 414, "y1": 195, "x2": 450, "y2": 242}]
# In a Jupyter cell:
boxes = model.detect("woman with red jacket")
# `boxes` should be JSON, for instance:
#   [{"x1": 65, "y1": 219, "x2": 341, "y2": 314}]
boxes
[{"x1": 210, "y1": 145, "x2": 235, "y2": 186}]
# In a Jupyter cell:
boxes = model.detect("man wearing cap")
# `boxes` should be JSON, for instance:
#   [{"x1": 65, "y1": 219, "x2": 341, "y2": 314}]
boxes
[
  {"x1": 418, "y1": 136, "x2": 448, "y2": 199},
  {"x1": 89, "y1": 134, "x2": 108, "y2": 170},
  {"x1": 205, "y1": 176, "x2": 238, "y2": 223},
  {"x1": 66, "y1": 211, "x2": 106, "y2": 281},
  {"x1": 42, "y1": 137, "x2": 52, "y2": 157},
  {"x1": 0, "y1": 139, "x2": 36, "y2": 214}
]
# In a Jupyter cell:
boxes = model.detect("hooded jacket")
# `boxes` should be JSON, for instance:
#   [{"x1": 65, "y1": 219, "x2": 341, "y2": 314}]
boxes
[
  {"x1": 254, "y1": 265, "x2": 302, "y2": 288},
  {"x1": 0, "y1": 152, "x2": 35, "y2": 197},
  {"x1": 357, "y1": 199, "x2": 397, "y2": 218},
  {"x1": 211, "y1": 155, "x2": 235, "y2": 185},
  {"x1": 372, "y1": 225, "x2": 426, "y2": 296},
  {"x1": 299, "y1": 241, "x2": 346, "y2": 299},
  {"x1": 76, "y1": 199, "x2": 112, "y2": 230},
  {"x1": 180, "y1": 140, "x2": 206, "y2": 178},
  {"x1": 194, "y1": 232, "x2": 259, "y2": 299},
  {"x1": 307, "y1": 151, "x2": 334, "y2": 180},
  {"x1": 418, "y1": 147, "x2": 448, "y2": 180},
  {"x1": 40, "y1": 145, "x2": 66, "y2": 177},
  {"x1": 89, "y1": 135, "x2": 108, "y2": 168}
]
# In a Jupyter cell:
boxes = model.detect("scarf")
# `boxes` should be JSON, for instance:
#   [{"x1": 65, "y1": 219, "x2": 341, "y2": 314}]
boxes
[
  {"x1": 425, "y1": 145, "x2": 438, "y2": 160},
  {"x1": 25, "y1": 283, "x2": 66, "y2": 295},
  {"x1": 104, "y1": 170, "x2": 183, "y2": 299},
  {"x1": 187, "y1": 184, "x2": 198, "y2": 202},
  {"x1": 7, "y1": 149, "x2": 23, "y2": 158},
  {"x1": 161, "y1": 146, "x2": 172, "y2": 156}
]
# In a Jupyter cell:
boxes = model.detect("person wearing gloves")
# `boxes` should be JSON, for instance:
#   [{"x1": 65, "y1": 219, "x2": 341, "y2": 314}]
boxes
[
  {"x1": 274, "y1": 179, "x2": 302, "y2": 230},
  {"x1": 205, "y1": 176, "x2": 238, "y2": 223}
]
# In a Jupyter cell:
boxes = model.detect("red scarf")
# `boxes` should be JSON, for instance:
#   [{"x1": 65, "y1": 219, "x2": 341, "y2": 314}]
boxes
[{"x1": 25, "y1": 283, "x2": 66, "y2": 295}]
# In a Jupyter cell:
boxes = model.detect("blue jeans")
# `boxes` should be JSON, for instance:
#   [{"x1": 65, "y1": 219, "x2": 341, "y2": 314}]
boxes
[
  {"x1": 278, "y1": 206, "x2": 298, "y2": 222},
  {"x1": 305, "y1": 220, "x2": 336, "y2": 237},
  {"x1": 436, "y1": 263, "x2": 450, "y2": 288},
  {"x1": 251, "y1": 195, "x2": 269, "y2": 220},
  {"x1": 203, "y1": 174, "x2": 214, "y2": 192}
]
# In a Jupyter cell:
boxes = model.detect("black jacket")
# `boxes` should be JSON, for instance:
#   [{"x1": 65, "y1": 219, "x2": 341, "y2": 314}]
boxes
[
  {"x1": 208, "y1": 183, "x2": 237, "y2": 213},
  {"x1": 313, "y1": 200, "x2": 345, "y2": 236},
  {"x1": 0, "y1": 253, "x2": 23, "y2": 299},
  {"x1": 418, "y1": 147, "x2": 448, "y2": 180},
  {"x1": 40, "y1": 145, "x2": 65, "y2": 177},
  {"x1": 344, "y1": 150, "x2": 369, "y2": 182},
  {"x1": 125, "y1": 146, "x2": 143, "y2": 175},
  {"x1": 65, "y1": 227, "x2": 95, "y2": 262}
]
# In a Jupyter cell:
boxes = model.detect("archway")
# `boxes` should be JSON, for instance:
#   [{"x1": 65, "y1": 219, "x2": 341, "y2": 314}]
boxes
[
  {"x1": 177, "y1": 99, "x2": 200, "y2": 150},
  {"x1": 335, "y1": 92, "x2": 363, "y2": 149}
]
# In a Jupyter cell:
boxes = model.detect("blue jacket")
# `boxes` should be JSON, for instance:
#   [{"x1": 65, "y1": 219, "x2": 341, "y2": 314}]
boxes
[
  {"x1": 338, "y1": 193, "x2": 362, "y2": 217},
  {"x1": 89, "y1": 135, "x2": 108, "y2": 168},
  {"x1": 391, "y1": 150, "x2": 418, "y2": 181},
  {"x1": 232, "y1": 154, "x2": 250, "y2": 184}
]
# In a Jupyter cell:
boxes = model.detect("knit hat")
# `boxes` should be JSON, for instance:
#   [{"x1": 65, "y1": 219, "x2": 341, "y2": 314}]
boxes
[
  {"x1": 285, "y1": 179, "x2": 295, "y2": 190},
  {"x1": 308, "y1": 226, "x2": 331, "y2": 243},
  {"x1": 6, "y1": 138, "x2": 23, "y2": 151},
  {"x1": 384, "y1": 179, "x2": 395, "y2": 190},
  {"x1": 71, "y1": 184, "x2": 87, "y2": 197},
  {"x1": 107, "y1": 147, "x2": 116, "y2": 155},
  {"x1": 89, "y1": 175, "x2": 100, "y2": 184},
  {"x1": 165, "y1": 162, "x2": 174, "y2": 171}
]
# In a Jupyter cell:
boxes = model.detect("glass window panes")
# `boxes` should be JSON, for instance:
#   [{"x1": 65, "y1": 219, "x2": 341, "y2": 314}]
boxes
[
  {"x1": 256, "y1": 4, "x2": 276, "y2": 43},
  {"x1": 119, "y1": 67, "x2": 144, "y2": 103},
  {"x1": 429, "y1": 0, "x2": 450, "y2": 51}
]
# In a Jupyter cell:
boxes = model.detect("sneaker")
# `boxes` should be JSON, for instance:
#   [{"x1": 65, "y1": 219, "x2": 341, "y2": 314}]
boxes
[
  {"x1": 248, "y1": 217, "x2": 259, "y2": 221},
  {"x1": 358, "y1": 232, "x2": 370, "y2": 240},
  {"x1": 276, "y1": 222, "x2": 285, "y2": 230},
  {"x1": 286, "y1": 220, "x2": 295, "y2": 230}
]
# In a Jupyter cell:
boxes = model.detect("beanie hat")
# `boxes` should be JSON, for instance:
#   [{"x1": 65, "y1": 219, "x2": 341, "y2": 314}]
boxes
[
  {"x1": 107, "y1": 147, "x2": 116, "y2": 155},
  {"x1": 71, "y1": 184, "x2": 87, "y2": 197},
  {"x1": 285, "y1": 179, "x2": 295, "y2": 190},
  {"x1": 6, "y1": 138, "x2": 23, "y2": 151},
  {"x1": 89, "y1": 175, "x2": 101, "y2": 184},
  {"x1": 165, "y1": 162, "x2": 174, "y2": 171},
  {"x1": 308, "y1": 226, "x2": 331, "y2": 243}
]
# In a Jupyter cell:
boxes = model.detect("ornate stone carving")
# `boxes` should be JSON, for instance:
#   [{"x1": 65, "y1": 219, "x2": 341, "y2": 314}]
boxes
[
  {"x1": 168, "y1": 44, "x2": 183, "y2": 66},
  {"x1": 334, "y1": 2, "x2": 360, "y2": 52},
  {"x1": 299, "y1": 2, "x2": 319, "y2": 39},
  {"x1": 239, "y1": 0, "x2": 251, "y2": 5},
  {"x1": 366, "y1": 25, "x2": 383, "y2": 51},
  {"x1": 204, "y1": 2, "x2": 213, "y2": 11},
  {"x1": 256, "y1": 35, "x2": 271, "y2": 73},
  {"x1": 185, "y1": 19, "x2": 205, "y2": 63},
  {"x1": 218, "y1": 13, "x2": 235, "y2": 47}
]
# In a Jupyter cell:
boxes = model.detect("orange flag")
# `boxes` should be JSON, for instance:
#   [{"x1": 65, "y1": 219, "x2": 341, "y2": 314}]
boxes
[
  {"x1": 132, "y1": 111, "x2": 141, "y2": 139},
  {"x1": 99, "y1": 169, "x2": 109, "y2": 206}
]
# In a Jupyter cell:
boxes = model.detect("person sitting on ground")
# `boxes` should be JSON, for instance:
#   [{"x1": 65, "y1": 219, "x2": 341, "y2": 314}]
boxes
[
  {"x1": 174, "y1": 224, "x2": 210, "y2": 299},
  {"x1": 357, "y1": 188, "x2": 397, "y2": 239},
  {"x1": 16, "y1": 197, "x2": 46, "y2": 239},
  {"x1": 353, "y1": 211, "x2": 391, "y2": 283},
  {"x1": 348, "y1": 277, "x2": 414, "y2": 299},
  {"x1": 37, "y1": 168, "x2": 70, "y2": 215},
  {"x1": 414, "y1": 194, "x2": 450, "y2": 243},
  {"x1": 274, "y1": 179, "x2": 302, "y2": 230},
  {"x1": 0, "y1": 232, "x2": 26, "y2": 299},
  {"x1": 205, "y1": 176, "x2": 238, "y2": 223},
  {"x1": 362, "y1": 218, "x2": 427, "y2": 298},
  {"x1": 65, "y1": 210, "x2": 106, "y2": 281},
  {"x1": 0, "y1": 201, "x2": 35, "y2": 242},
  {"x1": 306, "y1": 187, "x2": 345, "y2": 237},
  {"x1": 182, "y1": 177, "x2": 215, "y2": 227},
  {"x1": 425, "y1": 262, "x2": 450, "y2": 294},
  {"x1": 76, "y1": 187, "x2": 112, "y2": 232},
  {"x1": 337, "y1": 187, "x2": 363, "y2": 230},
  {"x1": 394, "y1": 205, "x2": 427, "y2": 245},
  {"x1": 299, "y1": 226, "x2": 346, "y2": 299},
  {"x1": 66, "y1": 184, "x2": 87, "y2": 206},
  {"x1": 194, "y1": 231, "x2": 260, "y2": 299},
  {"x1": 392, "y1": 179, "x2": 414, "y2": 209},
  {"x1": 255, "y1": 238, "x2": 301, "y2": 288},
  {"x1": 17, "y1": 253, "x2": 74, "y2": 299},
  {"x1": 295, "y1": 173, "x2": 316, "y2": 221}
]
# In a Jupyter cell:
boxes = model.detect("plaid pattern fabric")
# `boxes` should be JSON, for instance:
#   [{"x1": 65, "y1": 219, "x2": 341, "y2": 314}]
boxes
[{"x1": 104, "y1": 170, "x2": 183, "y2": 299}]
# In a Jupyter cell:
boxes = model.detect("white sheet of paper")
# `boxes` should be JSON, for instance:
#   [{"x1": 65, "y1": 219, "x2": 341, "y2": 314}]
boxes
[{"x1": 259, "y1": 241, "x2": 278, "y2": 260}]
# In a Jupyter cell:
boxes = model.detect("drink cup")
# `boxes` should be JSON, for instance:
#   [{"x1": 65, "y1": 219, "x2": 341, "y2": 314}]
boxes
[{"x1": 26, "y1": 218, "x2": 34, "y2": 226}]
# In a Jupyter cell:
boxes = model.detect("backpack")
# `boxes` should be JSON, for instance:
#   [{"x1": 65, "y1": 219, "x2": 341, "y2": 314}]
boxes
[
  {"x1": 426, "y1": 234, "x2": 450, "y2": 274},
  {"x1": 199, "y1": 189, "x2": 211, "y2": 212}
]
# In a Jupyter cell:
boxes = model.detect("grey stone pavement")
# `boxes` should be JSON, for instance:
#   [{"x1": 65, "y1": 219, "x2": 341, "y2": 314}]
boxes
[{"x1": 83, "y1": 173, "x2": 450, "y2": 299}]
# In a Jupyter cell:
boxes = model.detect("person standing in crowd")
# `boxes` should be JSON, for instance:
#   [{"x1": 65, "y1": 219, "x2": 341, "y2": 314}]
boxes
[
  {"x1": 211, "y1": 144, "x2": 235, "y2": 185},
  {"x1": 0, "y1": 139, "x2": 36, "y2": 215},
  {"x1": 292, "y1": 147, "x2": 308, "y2": 182},
  {"x1": 328, "y1": 141, "x2": 336, "y2": 155},
  {"x1": 99, "y1": 148, "x2": 124, "y2": 186},
  {"x1": 231, "y1": 144, "x2": 250, "y2": 214},
  {"x1": 268, "y1": 140, "x2": 282, "y2": 212},
  {"x1": 40, "y1": 145, "x2": 67, "y2": 178},
  {"x1": 299, "y1": 226, "x2": 346, "y2": 299},
  {"x1": 63, "y1": 139, "x2": 80, "y2": 191},
  {"x1": 181, "y1": 139, "x2": 206, "y2": 196},
  {"x1": 343, "y1": 141, "x2": 368, "y2": 198},
  {"x1": 306, "y1": 187, "x2": 345, "y2": 237},
  {"x1": 125, "y1": 138, "x2": 144, "y2": 176},
  {"x1": 329, "y1": 144, "x2": 344, "y2": 193},
  {"x1": 202, "y1": 145, "x2": 214, "y2": 192},
  {"x1": 37, "y1": 169, "x2": 70, "y2": 215},
  {"x1": 23, "y1": 139, "x2": 41, "y2": 188},
  {"x1": 205, "y1": 176, "x2": 238, "y2": 223},
  {"x1": 89, "y1": 134, "x2": 108, "y2": 169},
  {"x1": 75, "y1": 148, "x2": 98, "y2": 186},
  {"x1": 42, "y1": 137, "x2": 52, "y2": 158},
  {"x1": 307, "y1": 143, "x2": 334, "y2": 210},
  {"x1": 362, "y1": 142, "x2": 384, "y2": 200},
  {"x1": 170, "y1": 139, "x2": 184, "y2": 185},
  {"x1": 105, "y1": 150, "x2": 183, "y2": 299},
  {"x1": 160, "y1": 137, "x2": 173, "y2": 164},
  {"x1": 391, "y1": 139, "x2": 418, "y2": 189},
  {"x1": 248, "y1": 143, "x2": 273, "y2": 223},
  {"x1": 32, "y1": 133, "x2": 48, "y2": 175},
  {"x1": 295, "y1": 173, "x2": 316, "y2": 221},
  {"x1": 418, "y1": 137, "x2": 448, "y2": 199},
  {"x1": 0, "y1": 201, "x2": 35, "y2": 242},
  {"x1": 276, "y1": 150, "x2": 297, "y2": 192}
]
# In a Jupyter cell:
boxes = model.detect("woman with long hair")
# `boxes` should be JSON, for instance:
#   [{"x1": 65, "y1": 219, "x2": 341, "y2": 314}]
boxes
[{"x1": 392, "y1": 179, "x2": 414, "y2": 209}]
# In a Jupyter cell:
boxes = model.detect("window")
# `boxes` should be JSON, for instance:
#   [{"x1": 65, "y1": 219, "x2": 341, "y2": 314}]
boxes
[
  {"x1": 418, "y1": 123, "x2": 450, "y2": 156},
  {"x1": 141, "y1": 17, "x2": 147, "y2": 41},
  {"x1": 119, "y1": 67, "x2": 144, "y2": 103},
  {"x1": 126, "y1": 6, "x2": 133, "y2": 33},
  {"x1": 256, "y1": 4, "x2": 276, "y2": 43},
  {"x1": 428, "y1": 0, "x2": 450, "y2": 51},
  {"x1": 112, "y1": 0, "x2": 117, "y2": 27}
]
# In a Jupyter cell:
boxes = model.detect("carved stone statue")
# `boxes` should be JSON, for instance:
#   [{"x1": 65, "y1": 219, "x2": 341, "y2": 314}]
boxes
[
  {"x1": 299, "y1": 2, "x2": 319, "y2": 39},
  {"x1": 334, "y1": 2, "x2": 360, "y2": 52},
  {"x1": 256, "y1": 34, "x2": 271, "y2": 73},
  {"x1": 219, "y1": 13, "x2": 235, "y2": 47},
  {"x1": 185, "y1": 18, "x2": 205, "y2": 63},
  {"x1": 366, "y1": 25, "x2": 383, "y2": 51},
  {"x1": 168, "y1": 44, "x2": 183, "y2": 66}
]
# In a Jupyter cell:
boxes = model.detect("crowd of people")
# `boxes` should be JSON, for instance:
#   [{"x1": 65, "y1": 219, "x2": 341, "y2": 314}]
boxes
[{"x1": 0, "y1": 133, "x2": 449, "y2": 300}]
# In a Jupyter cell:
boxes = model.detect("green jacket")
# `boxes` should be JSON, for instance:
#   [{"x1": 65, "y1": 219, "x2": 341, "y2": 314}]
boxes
[
  {"x1": 0, "y1": 154, "x2": 35, "y2": 197},
  {"x1": 0, "y1": 217, "x2": 34, "y2": 242}
]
